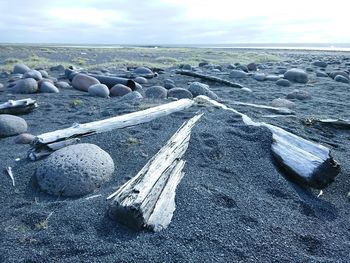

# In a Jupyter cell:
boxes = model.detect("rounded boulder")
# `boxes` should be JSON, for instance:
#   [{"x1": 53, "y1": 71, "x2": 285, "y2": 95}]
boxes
[
  {"x1": 23, "y1": 70, "x2": 43, "y2": 81},
  {"x1": 188, "y1": 82, "x2": 218, "y2": 100},
  {"x1": 13, "y1": 64, "x2": 30, "y2": 74},
  {"x1": 271, "y1": 98, "x2": 295, "y2": 109},
  {"x1": 133, "y1": 67, "x2": 154, "y2": 78},
  {"x1": 276, "y1": 79, "x2": 291, "y2": 87},
  {"x1": 145, "y1": 86, "x2": 168, "y2": 99},
  {"x1": 284, "y1": 68, "x2": 308, "y2": 83},
  {"x1": 168, "y1": 88, "x2": 193, "y2": 99},
  {"x1": 35, "y1": 143, "x2": 115, "y2": 197},
  {"x1": 0, "y1": 115, "x2": 28, "y2": 138},
  {"x1": 12, "y1": 78, "x2": 38, "y2": 94},
  {"x1": 88, "y1": 84, "x2": 110, "y2": 98},
  {"x1": 72, "y1": 73, "x2": 100, "y2": 92},
  {"x1": 39, "y1": 81, "x2": 59, "y2": 93},
  {"x1": 110, "y1": 84, "x2": 132, "y2": 97}
]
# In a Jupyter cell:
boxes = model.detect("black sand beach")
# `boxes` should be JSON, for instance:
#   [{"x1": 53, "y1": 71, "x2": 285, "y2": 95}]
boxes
[{"x1": 0, "y1": 46, "x2": 349, "y2": 262}]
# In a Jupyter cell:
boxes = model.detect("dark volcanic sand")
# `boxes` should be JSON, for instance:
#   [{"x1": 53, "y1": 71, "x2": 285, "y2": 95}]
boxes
[{"x1": 0, "y1": 47, "x2": 350, "y2": 262}]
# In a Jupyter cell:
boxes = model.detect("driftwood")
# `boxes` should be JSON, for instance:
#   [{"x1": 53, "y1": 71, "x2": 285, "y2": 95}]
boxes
[
  {"x1": 304, "y1": 118, "x2": 350, "y2": 129},
  {"x1": 4, "y1": 167, "x2": 15, "y2": 187},
  {"x1": 231, "y1": 101, "x2": 294, "y2": 115},
  {"x1": 0, "y1": 98, "x2": 37, "y2": 115},
  {"x1": 87, "y1": 74, "x2": 136, "y2": 90},
  {"x1": 195, "y1": 96, "x2": 340, "y2": 189},
  {"x1": 107, "y1": 114, "x2": 202, "y2": 231},
  {"x1": 176, "y1": 70, "x2": 245, "y2": 89},
  {"x1": 28, "y1": 99, "x2": 194, "y2": 160}
]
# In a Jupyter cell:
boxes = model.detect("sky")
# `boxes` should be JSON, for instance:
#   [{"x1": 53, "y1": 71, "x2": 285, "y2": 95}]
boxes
[{"x1": 0, "y1": 0, "x2": 348, "y2": 45}]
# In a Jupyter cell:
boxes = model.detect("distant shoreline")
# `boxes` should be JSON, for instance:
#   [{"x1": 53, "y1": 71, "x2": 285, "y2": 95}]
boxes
[{"x1": 1, "y1": 43, "x2": 350, "y2": 52}]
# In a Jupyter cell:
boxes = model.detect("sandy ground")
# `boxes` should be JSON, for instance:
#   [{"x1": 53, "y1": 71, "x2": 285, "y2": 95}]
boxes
[{"x1": 0, "y1": 47, "x2": 349, "y2": 262}]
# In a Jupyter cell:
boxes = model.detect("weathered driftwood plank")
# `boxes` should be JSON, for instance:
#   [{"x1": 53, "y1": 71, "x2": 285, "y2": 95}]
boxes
[
  {"x1": 87, "y1": 74, "x2": 136, "y2": 90},
  {"x1": 28, "y1": 99, "x2": 194, "y2": 160},
  {"x1": 231, "y1": 101, "x2": 294, "y2": 115},
  {"x1": 176, "y1": 70, "x2": 245, "y2": 89},
  {"x1": 107, "y1": 114, "x2": 203, "y2": 231},
  {"x1": 195, "y1": 96, "x2": 340, "y2": 189},
  {"x1": 0, "y1": 98, "x2": 37, "y2": 115}
]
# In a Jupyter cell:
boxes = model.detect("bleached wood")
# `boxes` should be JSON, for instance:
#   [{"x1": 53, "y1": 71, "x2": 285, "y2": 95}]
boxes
[
  {"x1": 195, "y1": 96, "x2": 340, "y2": 189},
  {"x1": 108, "y1": 114, "x2": 202, "y2": 231},
  {"x1": 0, "y1": 98, "x2": 37, "y2": 114},
  {"x1": 28, "y1": 99, "x2": 194, "y2": 160},
  {"x1": 231, "y1": 101, "x2": 293, "y2": 115},
  {"x1": 176, "y1": 70, "x2": 245, "y2": 89},
  {"x1": 304, "y1": 118, "x2": 350, "y2": 129}
]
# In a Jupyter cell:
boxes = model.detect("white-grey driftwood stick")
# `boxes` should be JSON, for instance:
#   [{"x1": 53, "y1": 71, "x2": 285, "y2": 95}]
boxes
[
  {"x1": 195, "y1": 96, "x2": 340, "y2": 189},
  {"x1": 28, "y1": 98, "x2": 194, "y2": 160},
  {"x1": 0, "y1": 98, "x2": 37, "y2": 114},
  {"x1": 108, "y1": 114, "x2": 203, "y2": 231}
]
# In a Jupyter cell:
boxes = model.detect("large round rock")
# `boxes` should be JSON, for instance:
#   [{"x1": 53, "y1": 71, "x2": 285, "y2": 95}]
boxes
[
  {"x1": 13, "y1": 64, "x2": 30, "y2": 74},
  {"x1": 72, "y1": 73, "x2": 100, "y2": 92},
  {"x1": 0, "y1": 114, "x2": 28, "y2": 138},
  {"x1": 145, "y1": 86, "x2": 167, "y2": 99},
  {"x1": 36, "y1": 143, "x2": 115, "y2": 197},
  {"x1": 12, "y1": 78, "x2": 38, "y2": 93},
  {"x1": 188, "y1": 82, "x2": 218, "y2": 100},
  {"x1": 284, "y1": 68, "x2": 308, "y2": 83}
]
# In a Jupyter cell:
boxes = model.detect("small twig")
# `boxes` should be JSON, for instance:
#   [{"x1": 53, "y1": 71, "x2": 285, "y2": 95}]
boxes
[
  {"x1": 85, "y1": 194, "x2": 102, "y2": 200},
  {"x1": 5, "y1": 167, "x2": 15, "y2": 187},
  {"x1": 317, "y1": 190, "x2": 323, "y2": 198}
]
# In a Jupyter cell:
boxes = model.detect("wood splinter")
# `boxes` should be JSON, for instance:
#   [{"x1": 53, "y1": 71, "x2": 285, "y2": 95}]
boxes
[
  {"x1": 195, "y1": 95, "x2": 340, "y2": 189},
  {"x1": 107, "y1": 114, "x2": 203, "y2": 231}
]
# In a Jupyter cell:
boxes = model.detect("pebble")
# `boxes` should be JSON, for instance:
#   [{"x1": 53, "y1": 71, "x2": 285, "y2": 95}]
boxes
[
  {"x1": 253, "y1": 73, "x2": 266, "y2": 81},
  {"x1": 110, "y1": 84, "x2": 132, "y2": 97},
  {"x1": 38, "y1": 70, "x2": 49, "y2": 78},
  {"x1": 12, "y1": 78, "x2": 38, "y2": 93},
  {"x1": 0, "y1": 83, "x2": 4, "y2": 91},
  {"x1": 229, "y1": 70, "x2": 248, "y2": 78},
  {"x1": 145, "y1": 86, "x2": 168, "y2": 99},
  {"x1": 39, "y1": 81, "x2": 60, "y2": 93},
  {"x1": 0, "y1": 115, "x2": 28, "y2": 138},
  {"x1": 23, "y1": 70, "x2": 43, "y2": 81},
  {"x1": 55, "y1": 81, "x2": 71, "y2": 89},
  {"x1": 119, "y1": 91, "x2": 143, "y2": 102},
  {"x1": 14, "y1": 133, "x2": 35, "y2": 144},
  {"x1": 36, "y1": 143, "x2": 115, "y2": 197},
  {"x1": 271, "y1": 98, "x2": 295, "y2": 109},
  {"x1": 284, "y1": 68, "x2": 308, "y2": 83},
  {"x1": 286, "y1": 89, "x2": 311, "y2": 100},
  {"x1": 329, "y1": 71, "x2": 349, "y2": 79},
  {"x1": 168, "y1": 88, "x2": 193, "y2": 99},
  {"x1": 316, "y1": 70, "x2": 329, "y2": 77},
  {"x1": 72, "y1": 73, "x2": 100, "y2": 92},
  {"x1": 247, "y1": 63, "x2": 257, "y2": 71},
  {"x1": 276, "y1": 79, "x2": 291, "y2": 87},
  {"x1": 182, "y1": 64, "x2": 192, "y2": 70},
  {"x1": 50, "y1": 64, "x2": 65, "y2": 71},
  {"x1": 164, "y1": 82, "x2": 176, "y2": 90},
  {"x1": 133, "y1": 67, "x2": 154, "y2": 78},
  {"x1": 312, "y1": 61, "x2": 328, "y2": 68},
  {"x1": 88, "y1": 84, "x2": 110, "y2": 98},
  {"x1": 235, "y1": 64, "x2": 248, "y2": 72},
  {"x1": 134, "y1": 76, "x2": 148, "y2": 84},
  {"x1": 188, "y1": 82, "x2": 218, "y2": 100},
  {"x1": 334, "y1": 75, "x2": 349, "y2": 84},
  {"x1": 13, "y1": 64, "x2": 30, "y2": 74},
  {"x1": 265, "y1": 75, "x2": 281, "y2": 81}
]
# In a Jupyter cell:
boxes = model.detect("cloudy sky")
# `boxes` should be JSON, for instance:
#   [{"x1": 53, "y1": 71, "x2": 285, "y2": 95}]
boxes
[{"x1": 0, "y1": 0, "x2": 348, "y2": 44}]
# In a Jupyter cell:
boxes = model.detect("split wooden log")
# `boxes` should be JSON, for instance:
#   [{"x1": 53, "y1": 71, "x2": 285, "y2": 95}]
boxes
[
  {"x1": 107, "y1": 114, "x2": 203, "y2": 231},
  {"x1": 176, "y1": 70, "x2": 245, "y2": 89},
  {"x1": 28, "y1": 98, "x2": 194, "y2": 160},
  {"x1": 87, "y1": 74, "x2": 136, "y2": 90},
  {"x1": 0, "y1": 98, "x2": 37, "y2": 115},
  {"x1": 195, "y1": 96, "x2": 340, "y2": 189}
]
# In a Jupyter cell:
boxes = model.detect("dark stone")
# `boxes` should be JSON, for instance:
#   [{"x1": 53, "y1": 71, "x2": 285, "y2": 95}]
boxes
[{"x1": 168, "y1": 88, "x2": 193, "y2": 99}]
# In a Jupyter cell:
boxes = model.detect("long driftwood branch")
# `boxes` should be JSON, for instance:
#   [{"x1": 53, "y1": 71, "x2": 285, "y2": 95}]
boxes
[
  {"x1": 195, "y1": 96, "x2": 340, "y2": 189},
  {"x1": 176, "y1": 70, "x2": 245, "y2": 89},
  {"x1": 0, "y1": 98, "x2": 37, "y2": 115},
  {"x1": 28, "y1": 99, "x2": 194, "y2": 160},
  {"x1": 107, "y1": 114, "x2": 203, "y2": 231}
]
